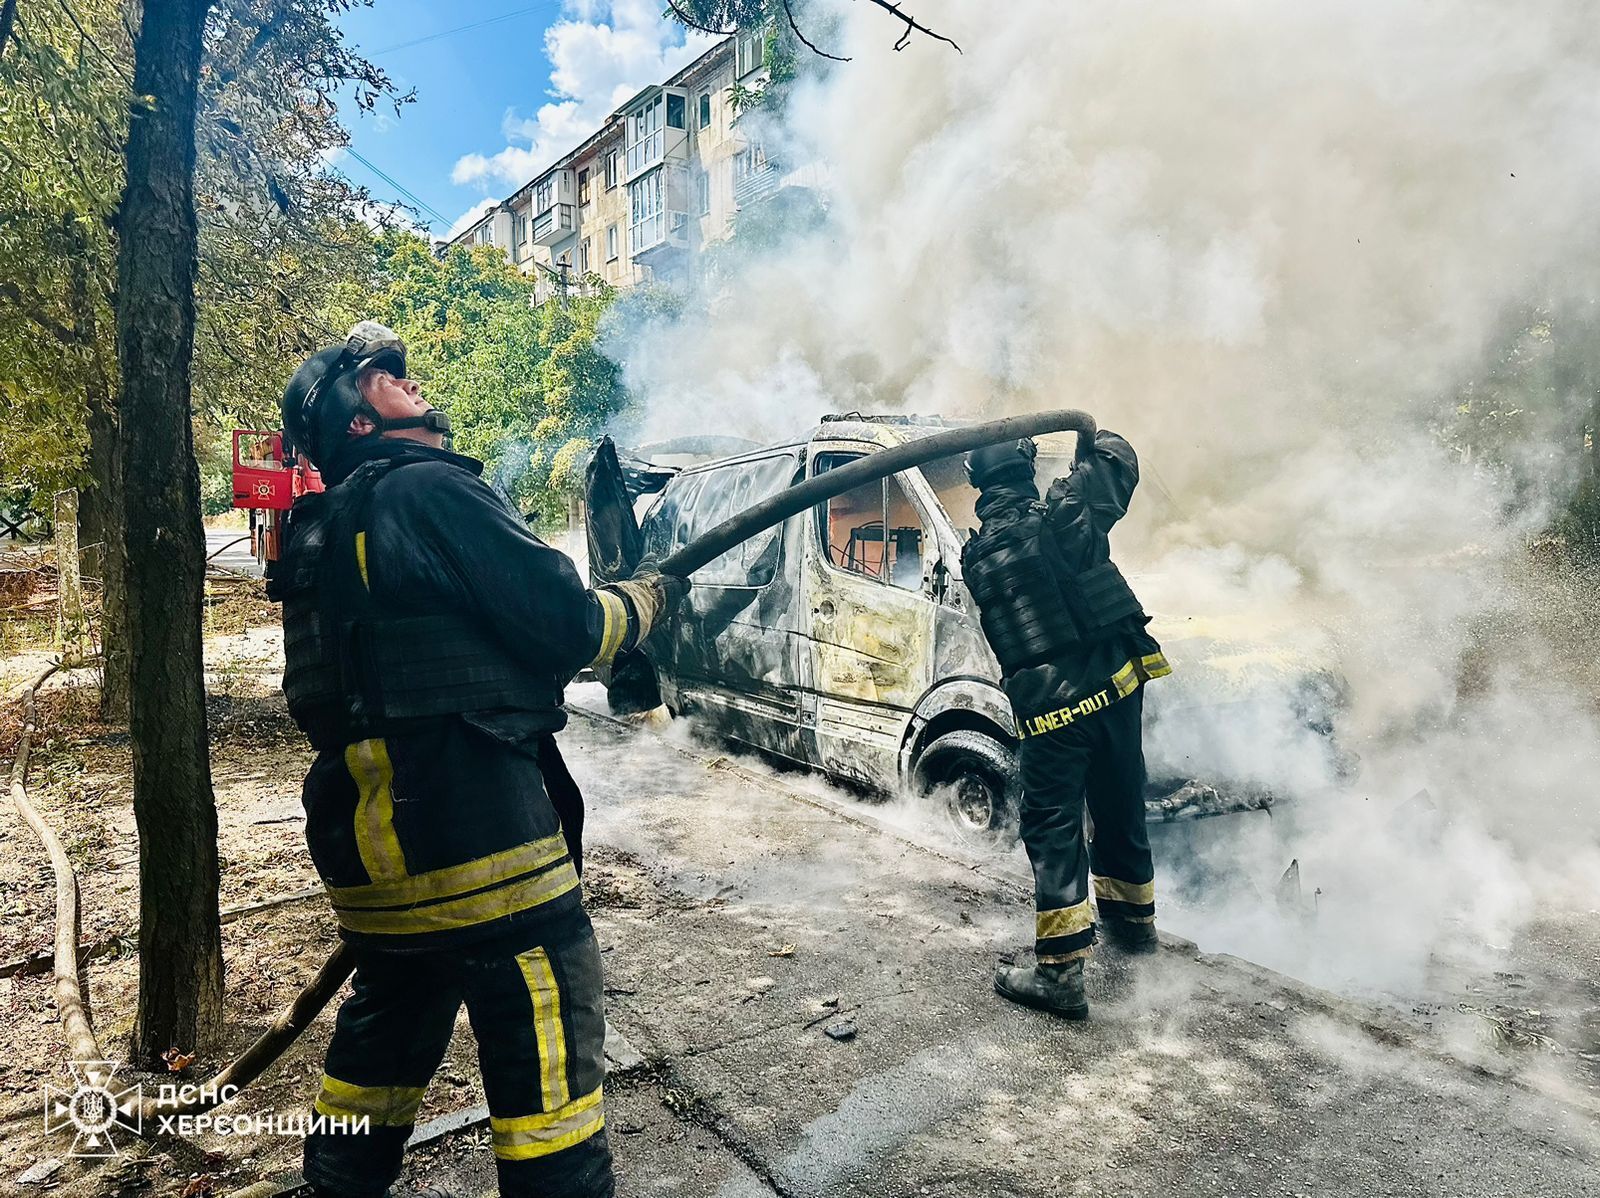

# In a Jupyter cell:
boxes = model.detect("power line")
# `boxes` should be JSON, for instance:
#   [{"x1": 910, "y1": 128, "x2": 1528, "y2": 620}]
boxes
[
  {"x1": 368, "y1": 4, "x2": 546, "y2": 56},
  {"x1": 342, "y1": 147, "x2": 455, "y2": 229}
]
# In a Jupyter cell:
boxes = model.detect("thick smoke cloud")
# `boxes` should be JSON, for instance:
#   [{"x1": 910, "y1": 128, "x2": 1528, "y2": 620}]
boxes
[{"x1": 612, "y1": 0, "x2": 1600, "y2": 993}]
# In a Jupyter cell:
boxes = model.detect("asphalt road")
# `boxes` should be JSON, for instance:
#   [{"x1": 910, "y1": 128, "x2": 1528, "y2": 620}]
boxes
[
  {"x1": 381, "y1": 704, "x2": 1600, "y2": 1198},
  {"x1": 206, "y1": 527, "x2": 262, "y2": 578}
]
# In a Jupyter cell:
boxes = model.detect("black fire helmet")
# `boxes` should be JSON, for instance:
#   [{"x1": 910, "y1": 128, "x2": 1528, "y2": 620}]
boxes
[
  {"x1": 281, "y1": 321, "x2": 416, "y2": 478},
  {"x1": 965, "y1": 437, "x2": 1039, "y2": 491}
]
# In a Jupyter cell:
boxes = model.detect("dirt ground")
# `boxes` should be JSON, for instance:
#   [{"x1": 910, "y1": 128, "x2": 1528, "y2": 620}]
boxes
[{"x1": 2, "y1": 598, "x2": 1597, "y2": 1197}]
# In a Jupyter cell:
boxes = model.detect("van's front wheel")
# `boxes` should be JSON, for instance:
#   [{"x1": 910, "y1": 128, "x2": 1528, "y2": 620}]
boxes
[{"x1": 912, "y1": 729, "x2": 1021, "y2": 846}]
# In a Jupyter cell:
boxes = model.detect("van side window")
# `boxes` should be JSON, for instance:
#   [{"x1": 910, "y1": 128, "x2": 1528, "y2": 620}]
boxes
[
  {"x1": 814, "y1": 454, "x2": 927, "y2": 591},
  {"x1": 643, "y1": 453, "x2": 797, "y2": 587}
]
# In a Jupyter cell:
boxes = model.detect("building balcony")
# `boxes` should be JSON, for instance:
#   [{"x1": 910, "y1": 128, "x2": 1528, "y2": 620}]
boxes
[
  {"x1": 733, "y1": 162, "x2": 780, "y2": 209},
  {"x1": 625, "y1": 130, "x2": 665, "y2": 181},
  {"x1": 631, "y1": 210, "x2": 690, "y2": 266},
  {"x1": 532, "y1": 202, "x2": 576, "y2": 246}
]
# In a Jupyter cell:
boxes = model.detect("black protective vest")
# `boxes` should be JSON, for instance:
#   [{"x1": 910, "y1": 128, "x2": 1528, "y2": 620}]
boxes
[
  {"x1": 961, "y1": 503, "x2": 1147, "y2": 676},
  {"x1": 268, "y1": 458, "x2": 563, "y2": 750}
]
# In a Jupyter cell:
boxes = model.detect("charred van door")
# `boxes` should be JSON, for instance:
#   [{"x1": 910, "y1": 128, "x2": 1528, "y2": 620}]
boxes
[
  {"x1": 641, "y1": 450, "x2": 812, "y2": 761},
  {"x1": 802, "y1": 447, "x2": 940, "y2": 788}
]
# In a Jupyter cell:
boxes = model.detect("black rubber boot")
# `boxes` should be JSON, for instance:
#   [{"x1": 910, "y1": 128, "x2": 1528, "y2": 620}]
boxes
[
  {"x1": 994, "y1": 958, "x2": 1089, "y2": 1020},
  {"x1": 1100, "y1": 917, "x2": 1159, "y2": 955}
]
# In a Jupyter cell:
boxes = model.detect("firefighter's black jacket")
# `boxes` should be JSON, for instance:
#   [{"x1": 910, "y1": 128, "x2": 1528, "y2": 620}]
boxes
[
  {"x1": 276, "y1": 440, "x2": 626, "y2": 953},
  {"x1": 964, "y1": 431, "x2": 1170, "y2": 730}
]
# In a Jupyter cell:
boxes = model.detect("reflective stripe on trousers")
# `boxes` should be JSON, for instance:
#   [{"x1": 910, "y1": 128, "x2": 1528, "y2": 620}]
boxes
[{"x1": 303, "y1": 930, "x2": 613, "y2": 1198}]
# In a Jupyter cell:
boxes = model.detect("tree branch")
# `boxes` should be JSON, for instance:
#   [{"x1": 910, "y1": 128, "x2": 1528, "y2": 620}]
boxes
[
  {"x1": 782, "y1": 0, "x2": 849, "y2": 62},
  {"x1": 0, "y1": 281, "x2": 84, "y2": 347},
  {"x1": 663, "y1": 1, "x2": 735, "y2": 36},
  {"x1": 49, "y1": 0, "x2": 135, "y2": 84},
  {"x1": 861, "y1": 0, "x2": 960, "y2": 53}
]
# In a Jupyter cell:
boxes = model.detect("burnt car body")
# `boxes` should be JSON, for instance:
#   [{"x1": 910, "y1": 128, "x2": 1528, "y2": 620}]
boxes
[{"x1": 588, "y1": 415, "x2": 1347, "y2": 836}]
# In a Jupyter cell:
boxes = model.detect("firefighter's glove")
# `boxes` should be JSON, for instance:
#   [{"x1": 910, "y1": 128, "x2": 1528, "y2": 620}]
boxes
[{"x1": 597, "y1": 566, "x2": 690, "y2": 660}]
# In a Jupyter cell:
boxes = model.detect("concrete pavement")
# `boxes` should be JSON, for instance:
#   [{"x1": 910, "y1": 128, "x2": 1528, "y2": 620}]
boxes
[{"x1": 383, "y1": 706, "x2": 1599, "y2": 1198}]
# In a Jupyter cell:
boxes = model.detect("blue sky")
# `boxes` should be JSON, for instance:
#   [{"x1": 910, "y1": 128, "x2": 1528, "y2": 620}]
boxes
[{"x1": 332, "y1": 0, "x2": 716, "y2": 238}]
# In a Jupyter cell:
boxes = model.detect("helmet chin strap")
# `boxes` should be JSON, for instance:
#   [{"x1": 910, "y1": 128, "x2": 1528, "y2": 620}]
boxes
[{"x1": 373, "y1": 409, "x2": 453, "y2": 436}]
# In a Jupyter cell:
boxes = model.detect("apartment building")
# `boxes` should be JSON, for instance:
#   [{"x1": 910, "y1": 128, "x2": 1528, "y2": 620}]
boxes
[{"x1": 449, "y1": 27, "x2": 780, "y2": 300}]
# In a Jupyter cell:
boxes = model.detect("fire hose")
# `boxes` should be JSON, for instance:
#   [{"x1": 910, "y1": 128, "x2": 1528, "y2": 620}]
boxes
[
  {"x1": 656, "y1": 408, "x2": 1096, "y2": 577},
  {"x1": 15, "y1": 407, "x2": 1096, "y2": 1131}
]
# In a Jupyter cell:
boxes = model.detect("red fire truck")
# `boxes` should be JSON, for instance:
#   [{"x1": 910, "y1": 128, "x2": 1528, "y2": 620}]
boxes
[{"x1": 230, "y1": 429, "x2": 323, "y2": 564}]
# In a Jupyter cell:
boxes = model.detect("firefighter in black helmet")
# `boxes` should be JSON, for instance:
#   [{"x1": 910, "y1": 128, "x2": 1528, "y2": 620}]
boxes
[
  {"x1": 270, "y1": 322, "x2": 685, "y2": 1198},
  {"x1": 960, "y1": 430, "x2": 1170, "y2": 1020}
]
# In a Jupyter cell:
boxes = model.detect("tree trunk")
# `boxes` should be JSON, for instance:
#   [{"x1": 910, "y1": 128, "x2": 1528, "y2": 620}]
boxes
[
  {"x1": 82, "y1": 385, "x2": 129, "y2": 721},
  {"x1": 64, "y1": 214, "x2": 130, "y2": 723},
  {"x1": 53, "y1": 490, "x2": 91, "y2": 663},
  {"x1": 115, "y1": 0, "x2": 223, "y2": 1066}
]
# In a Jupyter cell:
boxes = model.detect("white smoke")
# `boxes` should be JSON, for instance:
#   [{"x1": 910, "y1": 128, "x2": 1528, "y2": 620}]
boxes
[{"x1": 612, "y1": 0, "x2": 1600, "y2": 996}]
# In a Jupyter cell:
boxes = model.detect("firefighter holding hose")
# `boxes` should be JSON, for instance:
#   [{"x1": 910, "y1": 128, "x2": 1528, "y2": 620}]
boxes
[
  {"x1": 270, "y1": 322, "x2": 685, "y2": 1198},
  {"x1": 961, "y1": 430, "x2": 1170, "y2": 1020}
]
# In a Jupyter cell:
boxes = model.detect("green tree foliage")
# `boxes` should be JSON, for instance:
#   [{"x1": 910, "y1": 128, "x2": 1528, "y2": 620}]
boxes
[
  {"x1": 359, "y1": 232, "x2": 628, "y2": 521},
  {"x1": 0, "y1": 0, "x2": 127, "y2": 499},
  {"x1": 0, "y1": 1, "x2": 408, "y2": 513},
  {"x1": 1445, "y1": 307, "x2": 1600, "y2": 553}
]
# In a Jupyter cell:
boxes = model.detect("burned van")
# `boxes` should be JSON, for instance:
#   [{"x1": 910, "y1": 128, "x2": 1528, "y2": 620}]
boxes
[{"x1": 588, "y1": 415, "x2": 1347, "y2": 837}]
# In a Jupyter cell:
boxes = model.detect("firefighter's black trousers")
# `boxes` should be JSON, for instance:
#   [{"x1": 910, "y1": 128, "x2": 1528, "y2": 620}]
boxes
[
  {"x1": 302, "y1": 928, "x2": 613, "y2": 1198},
  {"x1": 1016, "y1": 686, "x2": 1156, "y2": 963}
]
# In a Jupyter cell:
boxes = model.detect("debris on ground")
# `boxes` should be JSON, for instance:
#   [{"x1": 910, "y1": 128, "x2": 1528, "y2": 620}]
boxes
[
  {"x1": 823, "y1": 1018, "x2": 858, "y2": 1042},
  {"x1": 16, "y1": 1158, "x2": 64, "y2": 1186}
]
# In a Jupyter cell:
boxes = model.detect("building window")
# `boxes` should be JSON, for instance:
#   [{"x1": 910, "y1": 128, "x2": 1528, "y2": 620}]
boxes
[
  {"x1": 474, "y1": 223, "x2": 492, "y2": 246},
  {"x1": 606, "y1": 223, "x2": 618, "y2": 262},
  {"x1": 699, "y1": 92, "x2": 712, "y2": 129},
  {"x1": 578, "y1": 238, "x2": 590, "y2": 274},
  {"x1": 627, "y1": 96, "x2": 665, "y2": 178},
  {"x1": 629, "y1": 168, "x2": 664, "y2": 255},
  {"x1": 534, "y1": 177, "x2": 553, "y2": 212},
  {"x1": 733, "y1": 143, "x2": 767, "y2": 183},
  {"x1": 696, "y1": 167, "x2": 710, "y2": 217},
  {"x1": 513, "y1": 211, "x2": 528, "y2": 246},
  {"x1": 578, "y1": 168, "x2": 590, "y2": 206},
  {"x1": 735, "y1": 27, "x2": 764, "y2": 78},
  {"x1": 604, "y1": 148, "x2": 619, "y2": 190},
  {"x1": 666, "y1": 93, "x2": 686, "y2": 130}
]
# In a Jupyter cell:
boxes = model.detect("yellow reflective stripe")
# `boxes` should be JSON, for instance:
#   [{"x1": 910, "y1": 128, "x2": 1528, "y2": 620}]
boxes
[
  {"x1": 1111, "y1": 660, "x2": 1139, "y2": 698},
  {"x1": 1036, "y1": 900, "x2": 1094, "y2": 941},
  {"x1": 491, "y1": 1086, "x2": 605, "y2": 1160},
  {"x1": 1139, "y1": 651, "x2": 1172, "y2": 680},
  {"x1": 355, "y1": 531, "x2": 370, "y2": 590},
  {"x1": 333, "y1": 857, "x2": 580, "y2": 934},
  {"x1": 345, "y1": 739, "x2": 406, "y2": 883},
  {"x1": 1093, "y1": 876, "x2": 1156, "y2": 906},
  {"x1": 327, "y1": 833, "x2": 570, "y2": 910},
  {"x1": 314, "y1": 1075, "x2": 427, "y2": 1126},
  {"x1": 1037, "y1": 946, "x2": 1094, "y2": 965},
  {"x1": 516, "y1": 947, "x2": 570, "y2": 1111},
  {"x1": 589, "y1": 589, "x2": 629, "y2": 667}
]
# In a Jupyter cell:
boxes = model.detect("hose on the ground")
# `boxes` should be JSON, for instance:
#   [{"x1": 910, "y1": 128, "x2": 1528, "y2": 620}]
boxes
[
  {"x1": 6, "y1": 664, "x2": 102, "y2": 1080},
  {"x1": 7, "y1": 663, "x2": 355, "y2": 1124}
]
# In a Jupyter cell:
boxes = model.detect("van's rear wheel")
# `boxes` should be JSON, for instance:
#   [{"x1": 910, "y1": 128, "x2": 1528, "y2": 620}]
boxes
[{"x1": 912, "y1": 729, "x2": 1021, "y2": 845}]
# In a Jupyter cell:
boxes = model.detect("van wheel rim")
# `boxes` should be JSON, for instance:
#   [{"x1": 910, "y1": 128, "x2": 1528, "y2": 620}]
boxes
[{"x1": 950, "y1": 773, "x2": 997, "y2": 832}]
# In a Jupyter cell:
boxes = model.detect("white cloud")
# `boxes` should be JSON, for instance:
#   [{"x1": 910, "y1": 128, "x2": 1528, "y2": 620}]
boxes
[
  {"x1": 450, "y1": 0, "x2": 716, "y2": 191},
  {"x1": 446, "y1": 197, "x2": 499, "y2": 239}
]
